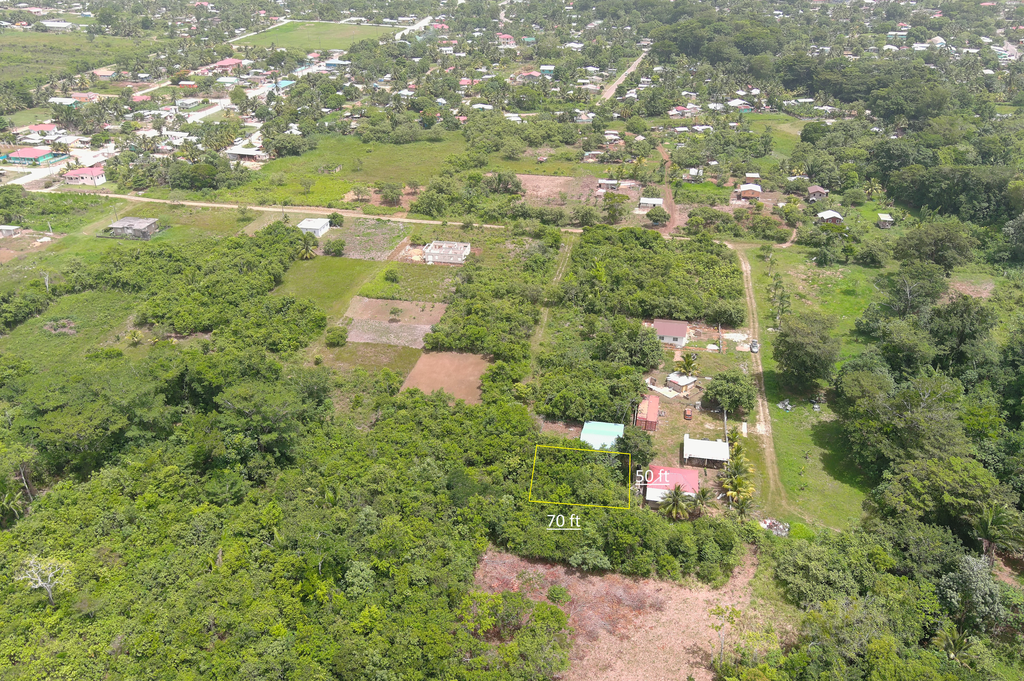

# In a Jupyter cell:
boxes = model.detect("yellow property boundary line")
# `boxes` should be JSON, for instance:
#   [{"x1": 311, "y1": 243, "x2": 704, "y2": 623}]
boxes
[{"x1": 528, "y1": 444, "x2": 632, "y2": 510}]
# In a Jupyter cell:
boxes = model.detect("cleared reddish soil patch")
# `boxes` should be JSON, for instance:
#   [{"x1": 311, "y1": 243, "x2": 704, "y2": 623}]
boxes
[
  {"x1": 950, "y1": 280, "x2": 995, "y2": 299},
  {"x1": 401, "y1": 351, "x2": 489, "y2": 403},
  {"x1": 474, "y1": 549, "x2": 759, "y2": 681},
  {"x1": 347, "y1": 320, "x2": 433, "y2": 348},
  {"x1": 536, "y1": 415, "x2": 584, "y2": 439},
  {"x1": 345, "y1": 296, "x2": 447, "y2": 325}
]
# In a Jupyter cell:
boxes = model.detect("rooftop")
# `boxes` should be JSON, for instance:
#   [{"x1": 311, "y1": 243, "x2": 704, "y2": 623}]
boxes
[
  {"x1": 645, "y1": 465, "x2": 699, "y2": 502},
  {"x1": 652, "y1": 319, "x2": 689, "y2": 338},
  {"x1": 682, "y1": 434, "x2": 730, "y2": 462},
  {"x1": 580, "y1": 421, "x2": 624, "y2": 450}
]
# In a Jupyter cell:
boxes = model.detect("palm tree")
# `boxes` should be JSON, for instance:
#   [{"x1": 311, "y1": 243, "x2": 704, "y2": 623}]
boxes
[
  {"x1": 297, "y1": 232, "x2": 318, "y2": 260},
  {"x1": 865, "y1": 178, "x2": 884, "y2": 199},
  {"x1": 731, "y1": 496, "x2": 755, "y2": 520},
  {"x1": 933, "y1": 624, "x2": 975, "y2": 668},
  {"x1": 973, "y1": 504, "x2": 1024, "y2": 567},
  {"x1": 675, "y1": 352, "x2": 699, "y2": 377},
  {"x1": 658, "y1": 485, "x2": 691, "y2": 521},
  {"x1": 690, "y1": 486, "x2": 717, "y2": 518}
]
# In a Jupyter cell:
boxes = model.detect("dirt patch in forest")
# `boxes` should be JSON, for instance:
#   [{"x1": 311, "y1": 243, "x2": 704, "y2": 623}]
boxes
[
  {"x1": 474, "y1": 548, "x2": 760, "y2": 681},
  {"x1": 345, "y1": 296, "x2": 447, "y2": 325},
  {"x1": 401, "y1": 351, "x2": 489, "y2": 403},
  {"x1": 517, "y1": 174, "x2": 578, "y2": 205},
  {"x1": 536, "y1": 416, "x2": 584, "y2": 439},
  {"x1": 949, "y1": 279, "x2": 995, "y2": 299}
]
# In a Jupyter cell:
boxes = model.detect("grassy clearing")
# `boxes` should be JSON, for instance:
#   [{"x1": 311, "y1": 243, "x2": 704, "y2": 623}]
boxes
[
  {"x1": 357, "y1": 263, "x2": 454, "y2": 302},
  {"x1": 0, "y1": 32, "x2": 149, "y2": 82},
  {"x1": 8, "y1": 107, "x2": 52, "y2": 127},
  {"x1": 0, "y1": 291, "x2": 137, "y2": 365},
  {"x1": 745, "y1": 244, "x2": 876, "y2": 529},
  {"x1": 315, "y1": 341, "x2": 422, "y2": 374},
  {"x1": 146, "y1": 134, "x2": 469, "y2": 207},
  {"x1": 746, "y1": 113, "x2": 806, "y2": 159},
  {"x1": 124, "y1": 203, "x2": 254, "y2": 242},
  {"x1": 274, "y1": 256, "x2": 383, "y2": 320},
  {"x1": 673, "y1": 181, "x2": 731, "y2": 204},
  {"x1": 237, "y1": 22, "x2": 393, "y2": 51}
]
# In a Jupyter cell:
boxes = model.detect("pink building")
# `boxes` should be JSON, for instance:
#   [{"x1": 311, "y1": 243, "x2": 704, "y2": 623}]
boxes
[
  {"x1": 64, "y1": 167, "x2": 107, "y2": 186},
  {"x1": 497, "y1": 33, "x2": 516, "y2": 47}
]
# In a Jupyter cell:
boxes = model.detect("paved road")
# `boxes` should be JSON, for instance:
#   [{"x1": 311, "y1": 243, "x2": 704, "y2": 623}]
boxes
[{"x1": 601, "y1": 50, "x2": 648, "y2": 101}]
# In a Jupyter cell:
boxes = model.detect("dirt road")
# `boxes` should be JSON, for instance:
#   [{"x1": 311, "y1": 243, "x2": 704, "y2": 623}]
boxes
[
  {"x1": 656, "y1": 145, "x2": 678, "y2": 229},
  {"x1": 35, "y1": 190, "x2": 509, "y2": 229},
  {"x1": 601, "y1": 50, "x2": 648, "y2": 101},
  {"x1": 730, "y1": 244, "x2": 810, "y2": 523}
]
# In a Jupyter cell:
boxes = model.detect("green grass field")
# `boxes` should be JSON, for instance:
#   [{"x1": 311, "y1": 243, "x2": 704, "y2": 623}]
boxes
[
  {"x1": 274, "y1": 256, "x2": 383, "y2": 320},
  {"x1": 746, "y1": 113, "x2": 807, "y2": 160},
  {"x1": 0, "y1": 31, "x2": 149, "y2": 83},
  {"x1": 8, "y1": 107, "x2": 52, "y2": 127},
  {"x1": 745, "y1": 244, "x2": 877, "y2": 530},
  {"x1": 0, "y1": 290, "x2": 137, "y2": 365},
  {"x1": 357, "y1": 263, "x2": 454, "y2": 302},
  {"x1": 237, "y1": 22, "x2": 393, "y2": 51},
  {"x1": 133, "y1": 204, "x2": 253, "y2": 242}
]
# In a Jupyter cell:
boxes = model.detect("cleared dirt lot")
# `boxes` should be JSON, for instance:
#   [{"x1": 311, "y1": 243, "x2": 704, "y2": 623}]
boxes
[
  {"x1": 401, "y1": 351, "x2": 489, "y2": 403},
  {"x1": 342, "y1": 297, "x2": 446, "y2": 348},
  {"x1": 345, "y1": 296, "x2": 447, "y2": 325},
  {"x1": 474, "y1": 548, "x2": 759, "y2": 681},
  {"x1": 346, "y1": 320, "x2": 433, "y2": 348}
]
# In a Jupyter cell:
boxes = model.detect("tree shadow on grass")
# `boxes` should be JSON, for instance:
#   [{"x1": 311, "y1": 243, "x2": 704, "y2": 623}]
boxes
[{"x1": 810, "y1": 419, "x2": 873, "y2": 495}]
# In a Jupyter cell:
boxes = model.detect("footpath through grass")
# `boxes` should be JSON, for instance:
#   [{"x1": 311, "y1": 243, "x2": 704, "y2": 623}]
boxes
[{"x1": 745, "y1": 244, "x2": 875, "y2": 530}]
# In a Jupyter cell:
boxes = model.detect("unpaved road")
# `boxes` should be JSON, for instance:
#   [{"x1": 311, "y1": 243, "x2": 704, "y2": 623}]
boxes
[
  {"x1": 601, "y1": 50, "x2": 648, "y2": 100},
  {"x1": 729, "y1": 243, "x2": 811, "y2": 524},
  {"x1": 36, "y1": 191, "x2": 508, "y2": 229}
]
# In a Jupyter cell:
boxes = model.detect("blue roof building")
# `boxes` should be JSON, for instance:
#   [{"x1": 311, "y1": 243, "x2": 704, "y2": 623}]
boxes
[{"x1": 580, "y1": 421, "x2": 624, "y2": 450}]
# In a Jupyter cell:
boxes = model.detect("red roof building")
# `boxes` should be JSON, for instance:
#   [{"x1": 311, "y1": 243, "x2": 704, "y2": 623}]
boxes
[
  {"x1": 645, "y1": 465, "x2": 699, "y2": 504},
  {"x1": 636, "y1": 394, "x2": 660, "y2": 431},
  {"x1": 27, "y1": 124, "x2": 57, "y2": 133},
  {"x1": 652, "y1": 319, "x2": 689, "y2": 347}
]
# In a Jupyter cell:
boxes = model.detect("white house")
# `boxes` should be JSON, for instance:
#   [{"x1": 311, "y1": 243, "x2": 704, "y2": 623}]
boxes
[
  {"x1": 297, "y1": 218, "x2": 330, "y2": 238},
  {"x1": 638, "y1": 197, "x2": 664, "y2": 209},
  {"x1": 652, "y1": 319, "x2": 689, "y2": 347}
]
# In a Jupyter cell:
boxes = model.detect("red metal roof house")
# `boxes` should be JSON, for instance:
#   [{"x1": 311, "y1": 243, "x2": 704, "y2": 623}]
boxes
[
  {"x1": 636, "y1": 394, "x2": 660, "y2": 431},
  {"x1": 644, "y1": 465, "x2": 699, "y2": 505}
]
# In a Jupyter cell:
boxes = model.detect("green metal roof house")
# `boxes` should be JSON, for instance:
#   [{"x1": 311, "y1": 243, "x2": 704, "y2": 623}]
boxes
[{"x1": 580, "y1": 421, "x2": 624, "y2": 450}]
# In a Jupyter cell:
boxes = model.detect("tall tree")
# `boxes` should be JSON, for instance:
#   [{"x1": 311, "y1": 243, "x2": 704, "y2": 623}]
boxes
[{"x1": 772, "y1": 311, "x2": 840, "y2": 389}]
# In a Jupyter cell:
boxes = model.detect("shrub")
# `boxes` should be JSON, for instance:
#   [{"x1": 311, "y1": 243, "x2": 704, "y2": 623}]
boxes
[
  {"x1": 322, "y1": 239, "x2": 346, "y2": 256},
  {"x1": 325, "y1": 326, "x2": 348, "y2": 347},
  {"x1": 546, "y1": 585, "x2": 571, "y2": 604},
  {"x1": 383, "y1": 268, "x2": 400, "y2": 283}
]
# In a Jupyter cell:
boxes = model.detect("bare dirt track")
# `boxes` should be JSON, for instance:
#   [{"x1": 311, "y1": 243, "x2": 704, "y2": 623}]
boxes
[
  {"x1": 401, "y1": 351, "x2": 490, "y2": 403},
  {"x1": 474, "y1": 549, "x2": 759, "y2": 681}
]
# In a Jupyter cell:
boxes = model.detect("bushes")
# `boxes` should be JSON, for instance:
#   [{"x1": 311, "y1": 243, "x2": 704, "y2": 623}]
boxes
[
  {"x1": 322, "y1": 238, "x2": 346, "y2": 256},
  {"x1": 325, "y1": 326, "x2": 348, "y2": 347}
]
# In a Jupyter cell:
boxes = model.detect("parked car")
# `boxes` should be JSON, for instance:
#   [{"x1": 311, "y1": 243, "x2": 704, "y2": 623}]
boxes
[
  {"x1": 684, "y1": 408, "x2": 693, "y2": 420},
  {"x1": 750, "y1": 340, "x2": 760, "y2": 353}
]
